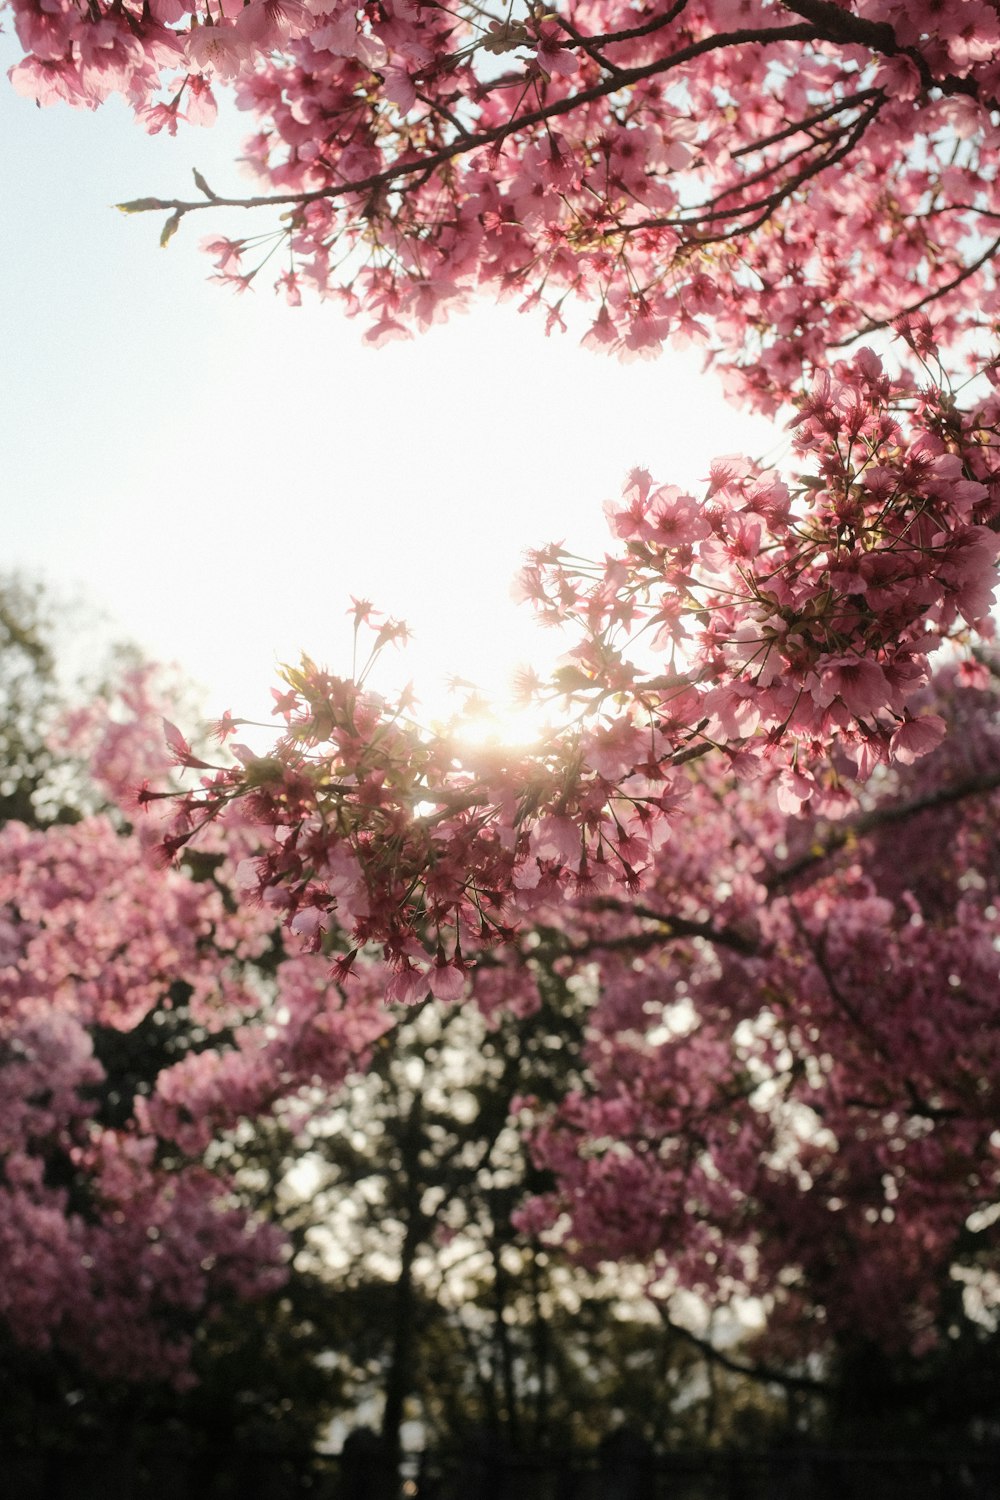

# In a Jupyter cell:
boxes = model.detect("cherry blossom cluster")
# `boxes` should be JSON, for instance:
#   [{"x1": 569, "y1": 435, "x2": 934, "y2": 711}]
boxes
[
  {"x1": 0, "y1": 670, "x2": 393, "y2": 1382},
  {"x1": 162, "y1": 347, "x2": 997, "y2": 994},
  {"x1": 513, "y1": 659, "x2": 1000, "y2": 1361},
  {"x1": 523, "y1": 340, "x2": 999, "y2": 790},
  {"x1": 0, "y1": 810, "x2": 283, "y2": 1380},
  {"x1": 8, "y1": 2, "x2": 1000, "y2": 401}
]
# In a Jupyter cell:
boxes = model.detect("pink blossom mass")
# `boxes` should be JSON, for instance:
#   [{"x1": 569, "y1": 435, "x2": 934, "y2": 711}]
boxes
[{"x1": 3, "y1": 0, "x2": 1000, "y2": 1422}]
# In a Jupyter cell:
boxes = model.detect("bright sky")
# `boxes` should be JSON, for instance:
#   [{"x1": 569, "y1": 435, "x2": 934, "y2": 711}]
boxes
[{"x1": 1, "y1": 35, "x2": 774, "y2": 736}]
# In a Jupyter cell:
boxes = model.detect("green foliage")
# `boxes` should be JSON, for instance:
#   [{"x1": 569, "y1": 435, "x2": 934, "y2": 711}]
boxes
[
  {"x1": 0, "y1": 575, "x2": 65, "y2": 827},
  {"x1": 276, "y1": 969, "x2": 786, "y2": 1459}
]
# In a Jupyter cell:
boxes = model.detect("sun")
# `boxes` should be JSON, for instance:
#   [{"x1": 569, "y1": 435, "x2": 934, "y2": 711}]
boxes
[{"x1": 445, "y1": 694, "x2": 559, "y2": 750}]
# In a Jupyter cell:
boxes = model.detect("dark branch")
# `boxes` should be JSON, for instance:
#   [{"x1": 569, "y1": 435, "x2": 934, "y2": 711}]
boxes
[
  {"x1": 558, "y1": 899, "x2": 759, "y2": 956},
  {"x1": 768, "y1": 770, "x2": 1000, "y2": 890},
  {"x1": 126, "y1": 24, "x2": 821, "y2": 220},
  {"x1": 657, "y1": 1307, "x2": 832, "y2": 1394},
  {"x1": 833, "y1": 233, "x2": 1000, "y2": 345}
]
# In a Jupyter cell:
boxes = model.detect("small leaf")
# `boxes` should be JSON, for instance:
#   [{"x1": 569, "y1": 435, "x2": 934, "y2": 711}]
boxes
[
  {"x1": 243, "y1": 756, "x2": 286, "y2": 788},
  {"x1": 160, "y1": 210, "x2": 182, "y2": 249},
  {"x1": 553, "y1": 665, "x2": 595, "y2": 693},
  {"x1": 117, "y1": 197, "x2": 168, "y2": 215}
]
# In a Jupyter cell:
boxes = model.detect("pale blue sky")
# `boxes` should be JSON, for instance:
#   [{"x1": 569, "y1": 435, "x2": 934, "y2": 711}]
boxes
[{"x1": 1, "y1": 34, "x2": 774, "y2": 731}]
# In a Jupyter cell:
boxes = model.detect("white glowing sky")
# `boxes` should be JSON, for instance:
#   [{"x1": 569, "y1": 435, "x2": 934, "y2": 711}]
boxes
[{"x1": 1, "y1": 37, "x2": 774, "y2": 735}]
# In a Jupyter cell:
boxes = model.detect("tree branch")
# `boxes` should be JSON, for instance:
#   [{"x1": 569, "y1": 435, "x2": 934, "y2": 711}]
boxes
[
  {"x1": 768, "y1": 770, "x2": 1000, "y2": 891},
  {"x1": 625, "y1": 96, "x2": 881, "y2": 241},
  {"x1": 124, "y1": 25, "x2": 821, "y2": 220},
  {"x1": 780, "y1": 0, "x2": 992, "y2": 103},
  {"x1": 553, "y1": 899, "x2": 759, "y2": 957},
  {"x1": 778, "y1": 0, "x2": 898, "y2": 55},
  {"x1": 832, "y1": 233, "x2": 1000, "y2": 345},
  {"x1": 656, "y1": 1306, "x2": 832, "y2": 1394}
]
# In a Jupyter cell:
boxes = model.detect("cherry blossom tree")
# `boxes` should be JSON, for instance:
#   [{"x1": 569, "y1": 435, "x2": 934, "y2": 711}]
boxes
[
  {"x1": 5, "y1": 0, "x2": 1000, "y2": 1446},
  {"x1": 3, "y1": 599, "x2": 997, "y2": 1458},
  {"x1": 0, "y1": 648, "x2": 399, "y2": 1399},
  {"x1": 0, "y1": 653, "x2": 725, "y2": 1471},
  {"x1": 511, "y1": 656, "x2": 1000, "y2": 1418},
  {"x1": 0, "y1": 676, "x2": 274, "y2": 1387},
  {"x1": 0, "y1": 599, "x2": 778, "y2": 1466}
]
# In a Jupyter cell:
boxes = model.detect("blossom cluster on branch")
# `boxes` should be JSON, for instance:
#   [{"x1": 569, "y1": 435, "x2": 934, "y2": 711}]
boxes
[
  {"x1": 161, "y1": 342, "x2": 997, "y2": 997},
  {"x1": 8, "y1": 2, "x2": 1000, "y2": 403}
]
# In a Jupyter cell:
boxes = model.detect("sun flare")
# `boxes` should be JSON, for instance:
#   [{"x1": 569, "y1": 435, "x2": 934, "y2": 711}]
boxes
[{"x1": 444, "y1": 695, "x2": 559, "y2": 750}]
